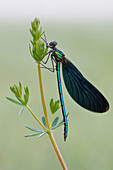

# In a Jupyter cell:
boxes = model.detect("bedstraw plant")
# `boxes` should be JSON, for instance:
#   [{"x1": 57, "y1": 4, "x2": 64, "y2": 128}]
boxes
[{"x1": 6, "y1": 18, "x2": 68, "y2": 170}]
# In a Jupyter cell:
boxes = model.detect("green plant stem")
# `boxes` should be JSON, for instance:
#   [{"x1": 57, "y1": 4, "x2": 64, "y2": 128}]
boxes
[
  {"x1": 38, "y1": 63, "x2": 67, "y2": 170},
  {"x1": 38, "y1": 63, "x2": 50, "y2": 129},
  {"x1": 25, "y1": 105, "x2": 46, "y2": 130},
  {"x1": 49, "y1": 133, "x2": 68, "y2": 170}
]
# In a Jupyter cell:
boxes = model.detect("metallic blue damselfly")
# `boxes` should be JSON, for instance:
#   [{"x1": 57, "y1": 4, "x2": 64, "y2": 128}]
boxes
[{"x1": 35, "y1": 38, "x2": 109, "y2": 141}]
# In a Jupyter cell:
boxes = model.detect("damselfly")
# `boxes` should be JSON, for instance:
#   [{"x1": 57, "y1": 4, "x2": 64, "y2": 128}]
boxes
[{"x1": 34, "y1": 34, "x2": 109, "y2": 141}]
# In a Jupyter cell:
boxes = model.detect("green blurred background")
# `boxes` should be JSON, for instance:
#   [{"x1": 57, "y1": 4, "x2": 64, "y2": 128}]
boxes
[
  {"x1": 1, "y1": 0, "x2": 113, "y2": 169},
  {"x1": 0, "y1": 19, "x2": 113, "y2": 170}
]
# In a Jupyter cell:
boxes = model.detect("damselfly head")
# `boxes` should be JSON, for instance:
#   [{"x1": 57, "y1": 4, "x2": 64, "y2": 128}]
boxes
[{"x1": 49, "y1": 41, "x2": 57, "y2": 48}]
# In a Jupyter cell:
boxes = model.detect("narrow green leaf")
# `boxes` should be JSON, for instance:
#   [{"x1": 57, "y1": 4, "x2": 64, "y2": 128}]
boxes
[
  {"x1": 35, "y1": 29, "x2": 40, "y2": 41},
  {"x1": 49, "y1": 98, "x2": 53, "y2": 108},
  {"x1": 42, "y1": 116, "x2": 46, "y2": 127},
  {"x1": 19, "y1": 107, "x2": 24, "y2": 116},
  {"x1": 19, "y1": 81, "x2": 22, "y2": 97},
  {"x1": 39, "y1": 26, "x2": 42, "y2": 37},
  {"x1": 30, "y1": 29, "x2": 35, "y2": 38},
  {"x1": 24, "y1": 86, "x2": 29, "y2": 96},
  {"x1": 29, "y1": 43, "x2": 33, "y2": 56},
  {"x1": 14, "y1": 84, "x2": 19, "y2": 96},
  {"x1": 52, "y1": 121, "x2": 63, "y2": 130},
  {"x1": 30, "y1": 40, "x2": 34, "y2": 45},
  {"x1": 52, "y1": 117, "x2": 59, "y2": 128},
  {"x1": 53, "y1": 120, "x2": 63, "y2": 129},
  {"x1": 10, "y1": 82, "x2": 22, "y2": 98},
  {"x1": 30, "y1": 28, "x2": 32, "y2": 36},
  {"x1": 25, "y1": 133, "x2": 41, "y2": 137},
  {"x1": 6, "y1": 97, "x2": 23, "y2": 106},
  {"x1": 24, "y1": 94, "x2": 28, "y2": 105},
  {"x1": 37, "y1": 132, "x2": 46, "y2": 139},
  {"x1": 10, "y1": 86, "x2": 17, "y2": 96},
  {"x1": 16, "y1": 96, "x2": 25, "y2": 105},
  {"x1": 25, "y1": 125, "x2": 45, "y2": 132},
  {"x1": 24, "y1": 87, "x2": 29, "y2": 105},
  {"x1": 49, "y1": 98, "x2": 55, "y2": 114}
]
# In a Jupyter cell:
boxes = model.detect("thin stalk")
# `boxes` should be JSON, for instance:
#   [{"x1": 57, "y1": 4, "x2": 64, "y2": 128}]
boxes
[
  {"x1": 25, "y1": 105, "x2": 46, "y2": 130},
  {"x1": 49, "y1": 133, "x2": 68, "y2": 170},
  {"x1": 17, "y1": 97, "x2": 46, "y2": 130},
  {"x1": 37, "y1": 63, "x2": 67, "y2": 170},
  {"x1": 38, "y1": 63, "x2": 50, "y2": 129}
]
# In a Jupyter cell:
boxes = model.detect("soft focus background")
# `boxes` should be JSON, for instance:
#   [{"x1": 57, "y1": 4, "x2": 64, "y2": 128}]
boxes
[{"x1": 0, "y1": 0, "x2": 113, "y2": 170}]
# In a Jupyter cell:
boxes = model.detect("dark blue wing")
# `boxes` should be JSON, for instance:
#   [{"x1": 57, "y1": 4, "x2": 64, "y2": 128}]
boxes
[{"x1": 62, "y1": 58, "x2": 109, "y2": 113}]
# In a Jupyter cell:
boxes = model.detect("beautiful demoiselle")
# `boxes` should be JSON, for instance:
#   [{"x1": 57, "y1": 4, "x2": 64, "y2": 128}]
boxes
[{"x1": 35, "y1": 36, "x2": 109, "y2": 141}]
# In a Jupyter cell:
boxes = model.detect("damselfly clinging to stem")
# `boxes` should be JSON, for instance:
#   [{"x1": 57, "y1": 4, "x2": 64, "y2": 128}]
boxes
[{"x1": 34, "y1": 33, "x2": 109, "y2": 141}]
